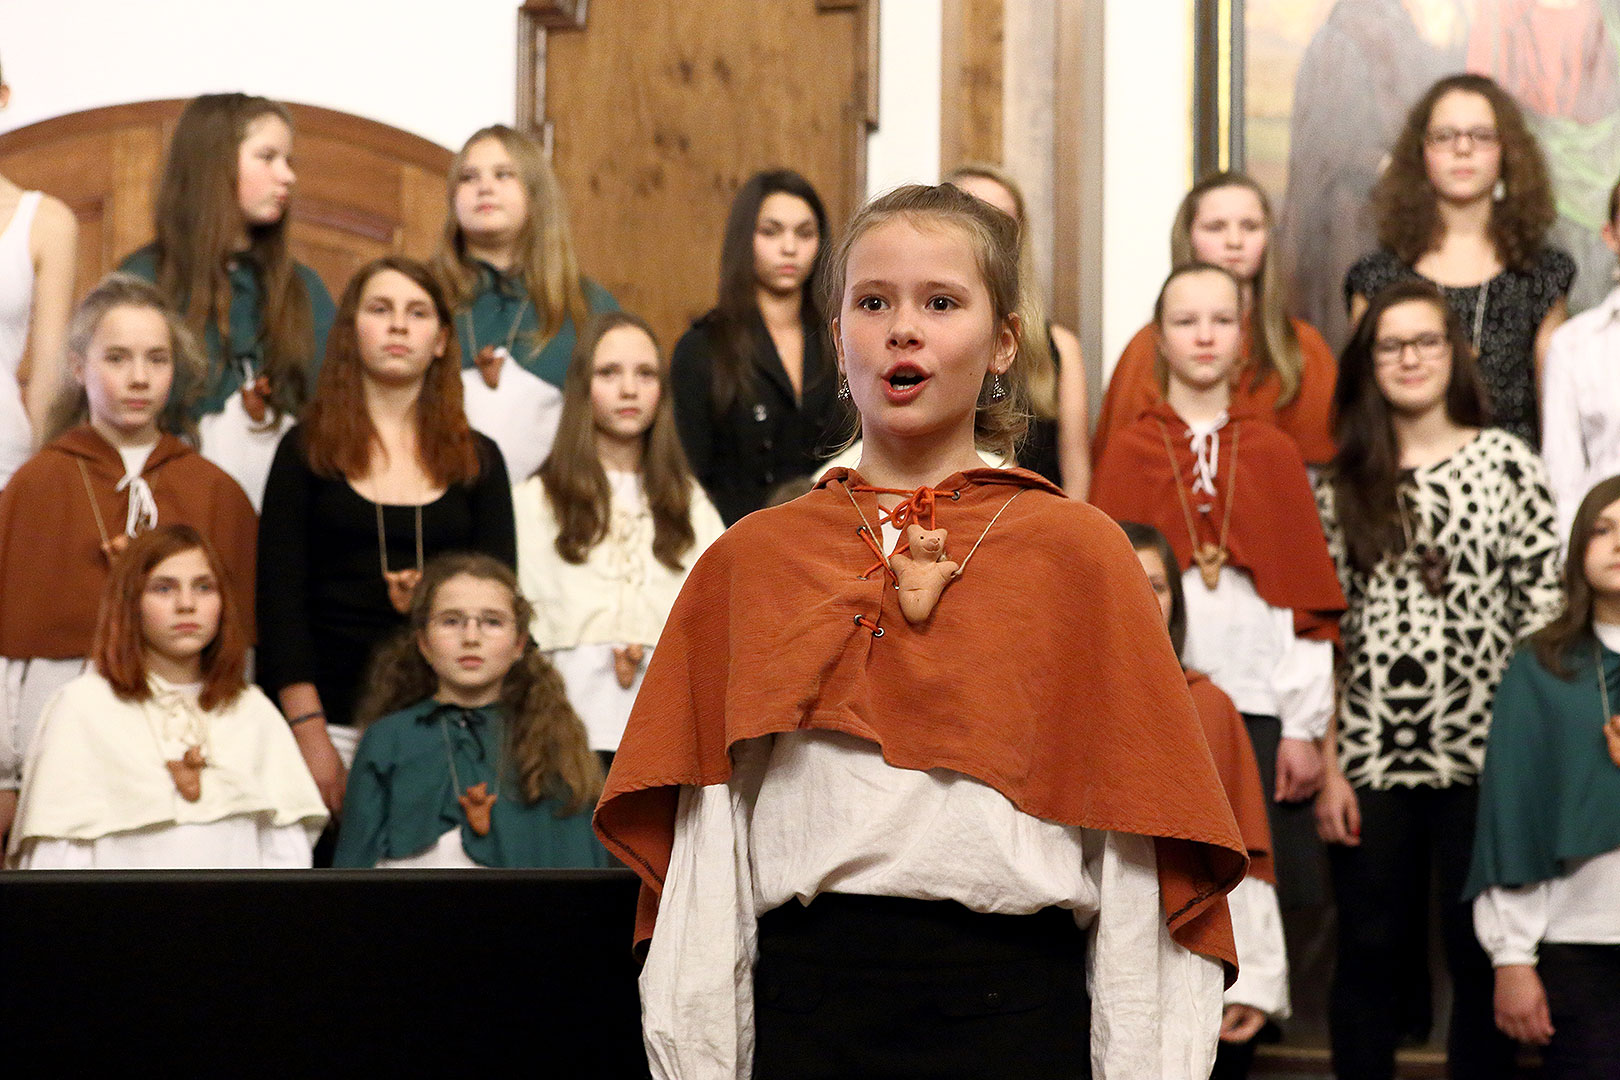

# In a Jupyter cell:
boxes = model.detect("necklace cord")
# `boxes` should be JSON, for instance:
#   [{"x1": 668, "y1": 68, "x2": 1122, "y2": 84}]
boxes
[{"x1": 1157, "y1": 418, "x2": 1239, "y2": 561}]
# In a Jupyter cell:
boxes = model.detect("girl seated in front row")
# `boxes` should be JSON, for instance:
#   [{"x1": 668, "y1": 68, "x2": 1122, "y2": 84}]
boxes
[
  {"x1": 1123, "y1": 520, "x2": 1290, "y2": 1080},
  {"x1": 513, "y1": 311, "x2": 725, "y2": 760},
  {"x1": 335, "y1": 553, "x2": 608, "y2": 869},
  {"x1": 8, "y1": 525, "x2": 327, "y2": 868}
]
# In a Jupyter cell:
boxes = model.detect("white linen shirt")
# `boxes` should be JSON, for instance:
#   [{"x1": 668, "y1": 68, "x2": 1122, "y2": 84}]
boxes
[{"x1": 1541, "y1": 285, "x2": 1620, "y2": 540}]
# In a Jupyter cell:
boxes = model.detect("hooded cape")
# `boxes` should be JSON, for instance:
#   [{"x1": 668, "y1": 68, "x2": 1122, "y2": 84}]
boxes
[
  {"x1": 1465, "y1": 643, "x2": 1620, "y2": 898},
  {"x1": 1187, "y1": 669, "x2": 1275, "y2": 885},
  {"x1": 0, "y1": 426, "x2": 258, "y2": 658},
  {"x1": 595, "y1": 465, "x2": 1248, "y2": 977},
  {"x1": 1091, "y1": 402, "x2": 1345, "y2": 642}
]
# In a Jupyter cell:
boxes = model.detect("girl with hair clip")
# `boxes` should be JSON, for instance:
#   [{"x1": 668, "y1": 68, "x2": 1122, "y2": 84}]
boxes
[
  {"x1": 670, "y1": 168, "x2": 848, "y2": 526},
  {"x1": 512, "y1": 311, "x2": 724, "y2": 759},
  {"x1": 1120, "y1": 520, "x2": 1289, "y2": 1080},
  {"x1": 256, "y1": 256, "x2": 515, "y2": 823},
  {"x1": 335, "y1": 553, "x2": 607, "y2": 869},
  {"x1": 7, "y1": 525, "x2": 326, "y2": 869},
  {"x1": 1094, "y1": 172, "x2": 1339, "y2": 470},
  {"x1": 0, "y1": 53, "x2": 79, "y2": 490},
  {"x1": 1345, "y1": 72, "x2": 1572, "y2": 449},
  {"x1": 1314, "y1": 279, "x2": 1563, "y2": 1080},
  {"x1": 428, "y1": 124, "x2": 617, "y2": 481},
  {"x1": 598, "y1": 184, "x2": 1249, "y2": 1079},
  {"x1": 1092, "y1": 263, "x2": 1344, "y2": 915},
  {"x1": 0, "y1": 274, "x2": 257, "y2": 843},
  {"x1": 1465, "y1": 474, "x2": 1620, "y2": 1079},
  {"x1": 944, "y1": 162, "x2": 1084, "y2": 493},
  {"x1": 121, "y1": 92, "x2": 336, "y2": 509}
]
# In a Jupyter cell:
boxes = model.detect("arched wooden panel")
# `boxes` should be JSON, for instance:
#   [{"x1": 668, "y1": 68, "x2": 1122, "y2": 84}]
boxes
[{"x1": 0, "y1": 100, "x2": 454, "y2": 303}]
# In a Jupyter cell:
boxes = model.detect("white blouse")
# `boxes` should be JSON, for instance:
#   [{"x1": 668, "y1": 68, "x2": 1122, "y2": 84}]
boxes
[{"x1": 1540, "y1": 286, "x2": 1620, "y2": 541}]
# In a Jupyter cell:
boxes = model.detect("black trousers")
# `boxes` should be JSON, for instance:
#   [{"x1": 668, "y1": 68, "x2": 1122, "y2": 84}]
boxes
[
  {"x1": 1327, "y1": 784, "x2": 1516, "y2": 1080},
  {"x1": 752, "y1": 893, "x2": 1092, "y2": 1080},
  {"x1": 1242, "y1": 714, "x2": 1326, "y2": 909},
  {"x1": 1539, "y1": 943, "x2": 1620, "y2": 1080}
]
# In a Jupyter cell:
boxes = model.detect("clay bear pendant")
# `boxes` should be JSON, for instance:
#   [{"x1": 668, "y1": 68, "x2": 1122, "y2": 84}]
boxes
[
  {"x1": 1193, "y1": 542, "x2": 1227, "y2": 590},
  {"x1": 458, "y1": 782, "x2": 497, "y2": 836},
  {"x1": 1606, "y1": 716, "x2": 1620, "y2": 770},
  {"x1": 100, "y1": 533, "x2": 131, "y2": 565},
  {"x1": 240, "y1": 374, "x2": 272, "y2": 424},
  {"x1": 383, "y1": 568, "x2": 422, "y2": 615},
  {"x1": 612, "y1": 644, "x2": 646, "y2": 690},
  {"x1": 890, "y1": 524, "x2": 960, "y2": 625},
  {"x1": 166, "y1": 746, "x2": 207, "y2": 802},
  {"x1": 475, "y1": 345, "x2": 508, "y2": 389}
]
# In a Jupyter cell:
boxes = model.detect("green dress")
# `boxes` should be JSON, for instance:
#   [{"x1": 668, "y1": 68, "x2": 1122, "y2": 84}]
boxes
[
  {"x1": 1466, "y1": 641, "x2": 1620, "y2": 897},
  {"x1": 455, "y1": 261, "x2": 617, "y2": 389},
  {"x1": 334, "y1": 698, "x2": 609, "y2": 869},
  {"x1": 120, "y1": 245, "x2": 336, "y2": 421}
]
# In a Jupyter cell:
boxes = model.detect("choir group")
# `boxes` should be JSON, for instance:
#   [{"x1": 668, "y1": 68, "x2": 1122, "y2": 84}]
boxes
[{"x1": 0, "y1": 66, "x2": 1617, "y2": 1080}]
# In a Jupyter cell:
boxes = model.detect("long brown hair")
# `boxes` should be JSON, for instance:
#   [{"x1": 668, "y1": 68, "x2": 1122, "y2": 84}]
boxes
[
  {"x1": 92, "y1": 525, "x2": 248, "y2": 712},
  {"x1": 150, "y1": 93, "x2": 314, "y2": 422},
  {"x1": 819, "y1": 183, "x2": 1033, "y2": 463},
  {"x1": 429, "y1": 125, "x2": 592, "y2": 343},
  {"x1": 354, "y1": 553, "x2": 604, "y2": 813},
  {"x1": 1532, "y1": 475, "x2": 1620, "y2": 679},
  {"x1": 1169, "y1": 171, "x2": 1304, "y2": 408},
  {"x1": 1326, "y1": 280, "x2": 1488, "y2": 575},
  {"x1": 46, "y1": 273, "x2": 207, "y2": 443},
  {"x1": 301, "y1": 256, "x2": 481, "y2": 487},
  {"x1": 705, "y1": 169, "x2": 833, "y2": 418},
  {"x1": 1372, "y1": 73, "x2": 1555, "y2": 272},
  {"x1": 943, "y1": 162, "x2": 1059, "y2": 420},
  {"x1": 537, "y1": 311, "x2": 697, "y2": 571}
]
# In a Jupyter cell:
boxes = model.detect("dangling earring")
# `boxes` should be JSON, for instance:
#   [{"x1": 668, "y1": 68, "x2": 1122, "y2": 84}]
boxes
[
  {"x1": 1492, "y1": 178, "x2": 1507, "y2": 202},
  {"x1": 988, "y1": 372, "x2": 1006, "y2": 402},
  {"x1": 836, "y1": 372, "x2": 850, "y2": 401}
]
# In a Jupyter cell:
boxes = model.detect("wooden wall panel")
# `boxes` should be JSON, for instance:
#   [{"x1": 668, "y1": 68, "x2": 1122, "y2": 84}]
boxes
[
  {"x1": 0, "y1": 100, "x2": 453, "y2": 304},
  {"x1": 539, "y1": 1, "x2": 874, "y2": 351},
  {"x1": 940, "y1": 0, "x2": 1005, "y2": 173}
]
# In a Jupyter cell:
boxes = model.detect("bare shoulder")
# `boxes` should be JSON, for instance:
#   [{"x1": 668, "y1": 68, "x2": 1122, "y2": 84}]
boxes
[
  {"x1": 31, "y1": 193, "x2": 78, "y2": 249},
  {"x1": 1049, "y1": 322, "x2": 1082, "y2": 362}
]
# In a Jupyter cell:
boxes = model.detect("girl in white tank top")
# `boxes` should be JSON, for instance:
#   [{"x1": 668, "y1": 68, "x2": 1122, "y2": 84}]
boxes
[{"x1": 0, "y1": 190, "x2": 42, "y2": 488}]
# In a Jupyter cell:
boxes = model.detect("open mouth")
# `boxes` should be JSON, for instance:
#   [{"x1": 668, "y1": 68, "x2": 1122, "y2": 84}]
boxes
[{"x1": 887, "y1": 367, "x2": 926, "y2": 388}]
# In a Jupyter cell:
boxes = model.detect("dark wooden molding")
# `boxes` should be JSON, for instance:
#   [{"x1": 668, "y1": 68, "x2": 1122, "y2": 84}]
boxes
[
  {"x1": 516, "y1": 0, "x2": 591, "y2": 154},
  {"x1": 1192, "y1": 0, "x2": 1245, "y2": 179}
]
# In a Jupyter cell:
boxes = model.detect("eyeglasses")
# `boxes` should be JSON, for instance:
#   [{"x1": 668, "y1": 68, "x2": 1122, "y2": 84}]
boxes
[
  {"x1": 1424, "y1": 126, "x2": 1499, "y2": 149},
  {"x1": 1373, "y1": 332, "x2": 1450, "y2": 364},
  {"x1": 428, "y1": 611, "x2": 514, "y2": 635}
]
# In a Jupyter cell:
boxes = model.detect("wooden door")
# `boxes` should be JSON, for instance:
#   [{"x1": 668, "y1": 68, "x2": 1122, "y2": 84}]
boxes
[
  {"x1": 533, "y1": 0, "x2": 877, "y2": 351},
  {"x1": 0, "y1": 100, "x2": 453, "y2": 303}
]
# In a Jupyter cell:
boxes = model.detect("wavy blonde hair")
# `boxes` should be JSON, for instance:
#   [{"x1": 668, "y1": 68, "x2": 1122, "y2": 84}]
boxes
[{"x1": 429, "y1": 125, "x2": 593, "y2": 343}]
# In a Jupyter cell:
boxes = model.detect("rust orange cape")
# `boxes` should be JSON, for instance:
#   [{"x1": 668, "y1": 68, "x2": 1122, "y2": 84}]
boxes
[
  {"x1": 595, "y1": 465, "x2": 1249, "y2": 978},
  {"x1": 1091, "y1": 401, "x2": 1346, "y2": 643},
  {"x1": 0, "y1": 425, "x2": 258, "y2": 658},
  {"x1": 1092, "y1": 319, "x2": 1338, "y2": 467},
  {"x1": 1186, "y1": 670, "x2": 1275, "y2": 885}
]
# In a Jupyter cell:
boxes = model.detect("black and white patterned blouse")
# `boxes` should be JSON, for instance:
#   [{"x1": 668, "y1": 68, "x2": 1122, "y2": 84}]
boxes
[
  {"x1": 1314, "y1": 430, "x2": 1563, "y2": 790},
  {"x1": 1343, "y1": 247, "x2": 1575, "y2": 448}
]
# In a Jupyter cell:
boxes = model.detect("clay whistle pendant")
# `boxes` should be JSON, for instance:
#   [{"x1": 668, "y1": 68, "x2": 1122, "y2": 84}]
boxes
[
  {"x1": 891, "y1": 524, "x2": 960, "y2": 625},
  {"x1": 383, "y1": 568, "x2": 422, "y2": 615},
  {"x1": 241, "y1": 374, "x2": 272, "y2": 424},
  {"x1": 1193, "y1": 542, "x2": 1227, "y2": 590},
  {"x1": 1606, "y1": 716, "x2": 1620, "y2": 770},
  {"x1": 612, "y1": 644, "x2": 646, "y2": 690},
  {"x1": 100, "y1": 533, "x2": 131, "y2": 565},
  {"x1": 166, "y1": 746, "x2": 207, "y2": 802},
  {"x1": 458, "y1": 782, "x2": 497, "y2": 836},
  {"x1": 475, "y1": 345, "x2": 508, "y2": 390}
]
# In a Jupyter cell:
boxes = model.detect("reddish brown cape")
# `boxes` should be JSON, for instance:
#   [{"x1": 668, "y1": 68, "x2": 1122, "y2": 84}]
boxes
[
  {"x1": 1186, "y1": 670, "x2": 1275, "y2": 885},
  {"x1": 1092, "y1": 319, "x2": 1339, "y2": 467},
  {"x1": 595, "y1": 465, "x2": 1249, "y2": 978},
  {"x1": 0, "y1": 425, "x2": 258, "y2": 658},
  {"x1": 1091, "y1": 402, "x2": 1345, "y2": 643}
]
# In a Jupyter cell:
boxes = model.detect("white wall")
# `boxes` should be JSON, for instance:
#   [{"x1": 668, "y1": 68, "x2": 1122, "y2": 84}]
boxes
[
  {"x1": 866, "y1": 0, "x2": 945, "y2": 199},
  {"x1": 0, "y1": 0, "x2": 515, "y2": 149}
]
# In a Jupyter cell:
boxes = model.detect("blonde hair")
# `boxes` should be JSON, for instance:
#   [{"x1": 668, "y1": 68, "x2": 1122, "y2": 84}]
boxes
[
  {"x1": 1169, "y1": 171, "x2": 1303, "y2": 407},
  {"x1": 429, "y1": 125, "x2": 592, "y2": 343},
  {"x1": 819, "y1": 183, "x2": 1034, "y2": 463},
  {"x1": 46, "y1": 273, "x2": 207, "y2": 442},
  {"x1": 943, "y1": 162, "x2": 1058, "y2": 420}
]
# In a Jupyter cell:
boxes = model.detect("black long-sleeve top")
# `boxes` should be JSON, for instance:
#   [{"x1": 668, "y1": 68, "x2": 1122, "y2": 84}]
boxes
[
  {"x1": 255, "y1": 425, "x2": 516, "y2": 728},
  {"x1": 670, "y1": 311, "x2": 850, "y2": 525}
]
